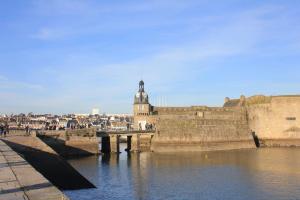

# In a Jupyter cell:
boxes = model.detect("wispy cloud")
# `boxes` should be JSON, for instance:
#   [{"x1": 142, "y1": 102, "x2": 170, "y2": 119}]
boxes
[
  {"x1": 32, "y1": 0, "x2": 95, "y2": 15},
  {"x1": 31, "y1": 27, "x2": 68, "y2": 40},
  {"x1": 0, "y1": 77, "x2": 44, "y2": 90},
  {"x1": 0, "y1": 75, "x2": 8, "y2": 81},
  {"x1": 23, "y1": 4, "x2": 294, "y2": 112},
  {"x1": 29, "y1": 0, "x2": 207, "y2": 40},
  {"x1": 2, "y1": 1, "x2": 300, "y2": 114},
  {"x1": 33, "y1": 0, "x2": 203, "y2": 15},
  {"x1": 91, "y1": 5, "x2": 277, "y2": 80}
]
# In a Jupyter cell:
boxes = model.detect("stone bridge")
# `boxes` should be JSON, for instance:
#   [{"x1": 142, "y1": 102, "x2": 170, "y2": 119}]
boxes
[
  {"x1": 97, "y1": 130, "x2": 155, "y2": 153},
  {"x1": 37, "y1": 128, "x2": 155, "y2": 155}
]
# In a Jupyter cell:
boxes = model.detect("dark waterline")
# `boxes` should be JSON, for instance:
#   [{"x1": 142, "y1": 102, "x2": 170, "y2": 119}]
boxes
[{"x1": 64, "y1": 145, "x2": 300, "y2": 200}]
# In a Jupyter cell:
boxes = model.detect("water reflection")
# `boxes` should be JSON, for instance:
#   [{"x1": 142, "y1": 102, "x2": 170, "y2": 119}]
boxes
[{"x1": 65, "y1": 147, "x2": 300, "y2": 200}]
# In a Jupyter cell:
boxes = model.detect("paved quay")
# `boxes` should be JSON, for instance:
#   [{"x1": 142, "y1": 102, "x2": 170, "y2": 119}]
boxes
[{"x1": 0, "y1": 139, "x2": 69, "y2": 200}]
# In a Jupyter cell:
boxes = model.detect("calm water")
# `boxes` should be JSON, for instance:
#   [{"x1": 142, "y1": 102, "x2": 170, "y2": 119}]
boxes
[{"x1": 64, "y1": 145, "x2": 300, "y2": 200}]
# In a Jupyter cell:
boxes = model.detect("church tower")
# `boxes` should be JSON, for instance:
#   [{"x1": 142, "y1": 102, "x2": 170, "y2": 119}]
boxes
[{"x1": 133, "y1": 80, "x2": 151, "y2": 130}]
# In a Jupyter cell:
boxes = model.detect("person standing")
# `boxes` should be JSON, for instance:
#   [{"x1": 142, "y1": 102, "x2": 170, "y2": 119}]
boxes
[
  {"x1": 5, "y1": 123, "x2": 9, "y2": 136},
  {"x1": 2, "y1": 123, "x2": 7, "y2": 137},
  {"x1": 25, "y1": 125, "x2": 29, "y2": 136},
  {"x1": 0, "y1": 124, "x2": 3, "y2": 137}
]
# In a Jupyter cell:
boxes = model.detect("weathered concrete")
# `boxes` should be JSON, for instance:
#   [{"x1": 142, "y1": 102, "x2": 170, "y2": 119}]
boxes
[
  {"x1": 2, "y1": 135, "x2": 95, "y2": 190},
  {"x1": 0, "y1": 140, "x2": 69, "y2": 200}
]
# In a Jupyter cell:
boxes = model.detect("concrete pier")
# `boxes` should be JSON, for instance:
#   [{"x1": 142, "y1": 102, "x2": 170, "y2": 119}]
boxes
[
  {"x1": 2, "y1": 134, "x2": 95, "y2": 190},
  {"x1": 110, "y1": 135, "x2": 120, "y2": 153},
  {"x1": 0, "y1": 140, "x2": 69, "y2": 200},
  {"x1": 37, "y1": 129, "x2": 99, "y2": 158}
]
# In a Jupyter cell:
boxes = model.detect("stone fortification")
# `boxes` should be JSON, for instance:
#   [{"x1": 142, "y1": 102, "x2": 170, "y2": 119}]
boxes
[
  {"x1": 225, "y1": 95, "x2": 300, "y2": 147},
  {"x1": 247, "y1": 96, "x2": 300, "y2": 147},
  {"x1": 151, "y1": 106, "x2": 256, "y2": 152},
  {"x1": 132, "y1": 80, "x2": 300, "y2": 152}
]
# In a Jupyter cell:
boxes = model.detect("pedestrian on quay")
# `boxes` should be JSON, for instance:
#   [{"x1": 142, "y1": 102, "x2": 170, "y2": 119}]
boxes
[
  {"x1": 25, "y1": 125, "x2": 30, "y2": 136},
  {"x1": 0, "y1": 124, "x2": 4, "y2": 137},
  {"x1": 5, "y1": 123, "x2": 9, "y2": 136},
  {"x1": 1, "y1": 123, "x2": 7, "y2": 137}
]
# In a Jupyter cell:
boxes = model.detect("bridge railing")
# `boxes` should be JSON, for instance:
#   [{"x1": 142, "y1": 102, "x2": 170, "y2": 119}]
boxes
[{"x1": 97, "y1": 129, "x2": 155, "y2": 136}]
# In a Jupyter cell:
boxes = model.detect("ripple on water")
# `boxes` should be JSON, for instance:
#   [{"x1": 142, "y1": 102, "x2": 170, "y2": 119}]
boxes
[{"x1": 64, "y1": 147, "x2": 300, "y2": 200}]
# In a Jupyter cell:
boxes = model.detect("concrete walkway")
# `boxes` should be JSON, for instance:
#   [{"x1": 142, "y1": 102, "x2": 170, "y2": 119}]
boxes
[{"x1": 0, "y1": 140, "x2": 69, "y2": 200}]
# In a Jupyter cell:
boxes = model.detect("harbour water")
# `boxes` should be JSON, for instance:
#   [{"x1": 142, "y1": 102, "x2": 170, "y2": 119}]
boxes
[{"x1": 64, "y1": 145, "x2": 300, "y2": 200}]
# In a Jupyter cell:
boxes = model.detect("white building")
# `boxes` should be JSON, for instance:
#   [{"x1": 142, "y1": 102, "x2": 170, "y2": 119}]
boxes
[{"x1": 92, "y1": 108, "x2": 100, "y2": 115}]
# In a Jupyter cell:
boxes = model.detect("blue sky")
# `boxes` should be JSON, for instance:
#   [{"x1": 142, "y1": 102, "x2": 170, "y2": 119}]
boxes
[{"x1": 0, "y1": 0, "x2": 300, "y2": 114}]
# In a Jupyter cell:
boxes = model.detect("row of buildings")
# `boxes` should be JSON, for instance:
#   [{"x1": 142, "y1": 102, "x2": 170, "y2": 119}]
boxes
[{"x1": 0, "y1": 113, "x2": 133, "y2": 131}]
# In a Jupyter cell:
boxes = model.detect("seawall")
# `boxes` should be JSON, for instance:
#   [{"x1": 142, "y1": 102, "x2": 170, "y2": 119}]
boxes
[
  {"x1": 37, "y1": 129, "x2": 99, "y2": 158},
  {"x1": 247, "y1": 95, "x2": 300, "y2": 147},
  {"x1": 2, "y1": 135, "x2": 95, "y2": 190},
  {"x1": 151, "y1": 106, "x2": 256, "y2": 152},
  {"x1": 0, "y1": 140, "x2": 69, "y2": 200}
]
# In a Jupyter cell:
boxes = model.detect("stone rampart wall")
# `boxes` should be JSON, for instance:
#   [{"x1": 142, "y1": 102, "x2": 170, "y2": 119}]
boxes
[
  {"x1": 247, "y1": 96, "x2": 300, "y2": 147},
  {"x1": 151, "y1": 106, "x2": 255, "y2": 152}
]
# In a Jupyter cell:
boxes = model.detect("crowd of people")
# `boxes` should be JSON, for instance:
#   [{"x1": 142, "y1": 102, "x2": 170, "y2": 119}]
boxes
[
  {"x1": 0, "y1": 123, "x2": 9, "y2": 137},
  {"x1": 69, "y1": 123, "x2": 92, "y2": 130},
  {"x1": 139, "y1": 122, "x2": 155, "y2": 131}
]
